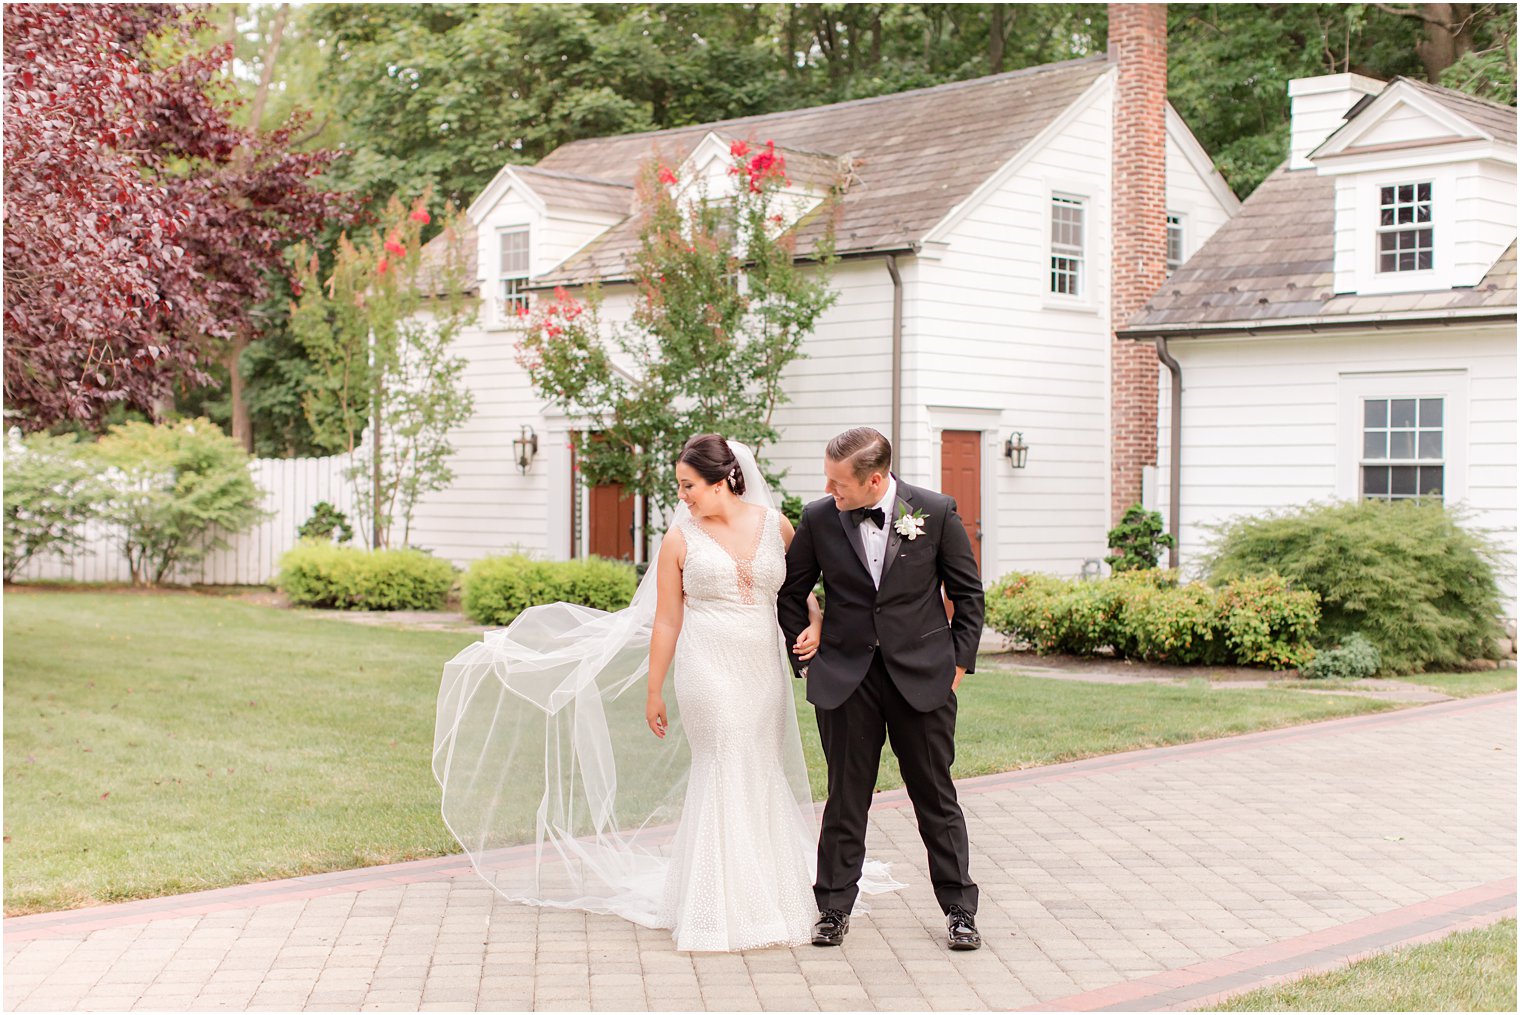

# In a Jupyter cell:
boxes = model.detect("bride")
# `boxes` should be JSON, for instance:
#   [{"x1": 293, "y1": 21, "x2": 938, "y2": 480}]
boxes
[{"x1": 433, "y1": 435, "x2": 895, "y2": 951}]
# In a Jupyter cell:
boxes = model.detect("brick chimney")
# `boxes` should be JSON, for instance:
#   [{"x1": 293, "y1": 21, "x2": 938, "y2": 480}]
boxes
[{"x1": 1108, "y1": 3, "x2": 1168, "y2": 525}]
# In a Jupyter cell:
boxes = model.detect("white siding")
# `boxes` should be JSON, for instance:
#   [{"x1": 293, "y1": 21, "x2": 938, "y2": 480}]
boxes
[
  {"x1": 766, "y1": 259, "x2": 897, "y2": 502},
  {"x1": 905, "y1": 75, "x2": 1114, "y2": 581},
  {"x1": 1154, "y1": 323, "x2": 1517, "y2": 618},
  {"x1": 1165, "y1": 125, "x2": 1233, "y2": 268}
]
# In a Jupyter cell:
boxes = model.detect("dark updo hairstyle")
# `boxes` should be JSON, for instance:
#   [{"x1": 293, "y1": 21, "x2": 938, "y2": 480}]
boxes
[{"x1": 678, "y1": 433, "x2": 746, "y2": 496}]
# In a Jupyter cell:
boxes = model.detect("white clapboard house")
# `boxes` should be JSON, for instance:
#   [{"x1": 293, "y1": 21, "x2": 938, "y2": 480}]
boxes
[
  {"x1": 1120, "y1": 74, "x2": 1517, "y2": 620},
  {"x1": 407, "y1": 38, "x2": 1238, "y2": 582}
]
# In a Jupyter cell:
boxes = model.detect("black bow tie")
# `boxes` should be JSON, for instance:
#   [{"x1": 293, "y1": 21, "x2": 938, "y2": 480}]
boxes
[{"x1": 851, "y1": 506, "x2": 886, "y2": 529}]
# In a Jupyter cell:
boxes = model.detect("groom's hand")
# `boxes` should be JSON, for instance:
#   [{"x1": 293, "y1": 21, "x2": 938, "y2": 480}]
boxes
[{"x1": 952, "y1": 666, "x2": 966, "y2": 692}]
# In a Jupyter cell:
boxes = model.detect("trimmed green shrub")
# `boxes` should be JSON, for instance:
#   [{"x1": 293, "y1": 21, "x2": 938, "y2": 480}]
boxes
[
  {"x1": 3, "y1": 430, "x2": 104, "y2": 580},
  {"x1": 297, "y1": 501, "x2": 354, "y2": 544},
  {"x1": 92, "y1": 419, "x2": 266, "y2": 585},
  {"x1": 1207, "y1": 499, "x2": 1503, "y2": 673},
  {"x1": 985, "y1": 568, "x2": 1317, "y2": 670},
  {"x1": 1105, "y1": 503, "x2": 1176, "y2": 572},
  {"x1": 462, "y1": 554, "x2": 638, "y2": 626},
  {"x1": 277, "y1": 542, "x2": 455, "y2": 610},
  {"x1": 1213, "y1": 573, "x2": 1320, "y2": 670},
  {"x1": 1120, "y1": 580, "x2": 1228, "y2": 665},
  {"x1": 1301, "y1": 633, "x2": 1381, "y2": 680}
]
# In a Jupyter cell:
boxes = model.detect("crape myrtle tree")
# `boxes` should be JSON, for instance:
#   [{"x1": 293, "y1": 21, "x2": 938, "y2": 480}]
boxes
[{"x1": 517, "y1": 141, "x2": 841, "y2": 517}]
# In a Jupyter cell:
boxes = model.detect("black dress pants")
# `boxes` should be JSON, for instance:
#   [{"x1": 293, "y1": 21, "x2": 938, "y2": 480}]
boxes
[{"x1": 814, "y1": 651, "x2": 978, "y2": 914}]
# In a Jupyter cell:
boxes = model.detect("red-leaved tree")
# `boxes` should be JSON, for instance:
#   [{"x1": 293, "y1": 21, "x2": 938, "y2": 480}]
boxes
[{"x1": 2, "y1": 3, "x2": 348, "y2": 432}]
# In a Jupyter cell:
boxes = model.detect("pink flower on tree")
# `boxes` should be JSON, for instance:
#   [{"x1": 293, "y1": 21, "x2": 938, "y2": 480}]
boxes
[
  {"x1": 410, "y1": 207, "x2": 431, "y2": 224},
  {"x1": 657, "y1": 166, "x2": 679, "y2": 186}
]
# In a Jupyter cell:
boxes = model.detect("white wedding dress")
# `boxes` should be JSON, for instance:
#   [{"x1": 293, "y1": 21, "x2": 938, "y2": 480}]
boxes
[
  {"x1": 433, "y1": 442, "x2": 897, "y2": 953},
  {"x1": 656, "y1": 508, "x2": 816, "y2": 949}
]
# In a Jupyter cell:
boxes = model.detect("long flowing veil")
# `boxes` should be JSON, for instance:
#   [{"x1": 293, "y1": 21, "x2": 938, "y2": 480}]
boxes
[{"x1": 434, "y1": 441, "x2": 889, "y2": 927}]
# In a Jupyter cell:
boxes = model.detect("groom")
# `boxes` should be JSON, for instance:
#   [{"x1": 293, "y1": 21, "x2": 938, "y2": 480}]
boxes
[{"x1": 778, "y1": 427, "x2": 985, "y2": 951}]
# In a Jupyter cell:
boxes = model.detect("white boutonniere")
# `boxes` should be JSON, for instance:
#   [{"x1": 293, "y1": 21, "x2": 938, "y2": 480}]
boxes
[{"x1": 894, "y1": 505, "x2": 928, "y2": 541}]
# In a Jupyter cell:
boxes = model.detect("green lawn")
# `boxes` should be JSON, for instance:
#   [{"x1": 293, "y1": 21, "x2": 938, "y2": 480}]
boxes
[
  {"x1": 1398, "y1": 669, "x2": 1517, "y2": 698},
  {"x1": 1205, "y1": 918, "x2": 1516, "y2": 1012},
  {"x1": 5, "y1": 590, "x2": 1395, "y2": 915},
  {"x1": 1277, "y1": 670, "x2": 1516, "y2": 698}
]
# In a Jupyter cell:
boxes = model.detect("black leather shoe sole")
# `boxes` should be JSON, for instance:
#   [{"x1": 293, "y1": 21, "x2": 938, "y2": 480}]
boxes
[{"x1": 948, "y1": 934, "x2": 982, "y2": 951}]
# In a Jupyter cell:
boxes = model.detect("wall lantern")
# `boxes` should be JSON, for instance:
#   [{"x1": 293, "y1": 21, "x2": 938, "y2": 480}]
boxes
[
  {"x1": 513, "y1": 425, "x2": 539, "y2": 474},
  {"x1": 1004, "y1": 431, "x2": 1029, "y2": 469}
]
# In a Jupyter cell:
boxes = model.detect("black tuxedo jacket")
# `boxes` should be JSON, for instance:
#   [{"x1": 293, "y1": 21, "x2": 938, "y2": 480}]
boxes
[{"x1": 778, "y1": 478, "x2": 985, "y2": 712}]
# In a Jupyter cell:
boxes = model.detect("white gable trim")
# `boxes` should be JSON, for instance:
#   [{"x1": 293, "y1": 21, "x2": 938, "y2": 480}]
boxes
[
  {"x1": 467, "y1": 165, "x2": 548, "y2": 223},
  {"x1": 922, "y1": 68, "x2": 1115, "y2": 246},
  {"x1": 1166, "y1": 107, "x2": 1241, "y2": 214},
  {"x1": 1311, "y1": 81, "x2": 1494, "y2": 161}
]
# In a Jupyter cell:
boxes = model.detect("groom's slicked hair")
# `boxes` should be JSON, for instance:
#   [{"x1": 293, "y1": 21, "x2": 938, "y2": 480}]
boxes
[{"x1": 827, "y1": 427, "x2": 892, "y2": 481}]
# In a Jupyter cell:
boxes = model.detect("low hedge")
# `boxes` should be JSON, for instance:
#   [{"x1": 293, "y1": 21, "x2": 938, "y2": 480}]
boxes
[
  {"x1": 277, "y1": 542, "x2": 456, "y2": 611},
  {"x1": 461, "y1": 554, "x2": 637, "y2": 626},
  {"x1": 986, "y1": 568, "x2": 1319, "y2": 670}
]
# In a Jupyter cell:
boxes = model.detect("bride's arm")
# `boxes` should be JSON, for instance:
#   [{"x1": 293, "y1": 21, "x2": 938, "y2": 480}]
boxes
[
  {"x1": 646, "y1": 528, "x2": 686, "y2": 739},
  {"x1": 779, "y1": 516, "x2": 824, "y2": 662}
]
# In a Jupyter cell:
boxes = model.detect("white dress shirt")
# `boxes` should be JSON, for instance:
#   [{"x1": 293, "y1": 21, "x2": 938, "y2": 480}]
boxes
[{"x1": 859, "y1": 476, "x2": 897, "y2": 589}]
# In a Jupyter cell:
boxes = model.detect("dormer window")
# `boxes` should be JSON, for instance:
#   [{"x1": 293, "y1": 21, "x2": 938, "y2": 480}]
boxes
[
  {"x1": 498, "y1": 228, "x2": 530, "y2": 317},
  {"x1": 1376, "y1": 183, "x2": 1432, "y2": 273}
]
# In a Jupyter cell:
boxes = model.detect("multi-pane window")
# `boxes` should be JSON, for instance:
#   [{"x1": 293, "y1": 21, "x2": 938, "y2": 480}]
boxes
[
  {"x1": 1049, "y1": 196, "x2": 1085, "y2": 296},
  {"x1": 1361, "y1": 396, "x2": 1443, "y2": 502},
  {"x1": 498, "y1": 228, "x2": 530, "y2": 317},
  {"x1": 1166, "y1": 213, "x2": 1184, "y2": 276},
  {"x1": 1376, "y1": 183, "x2": 1433, "y2": 273}
]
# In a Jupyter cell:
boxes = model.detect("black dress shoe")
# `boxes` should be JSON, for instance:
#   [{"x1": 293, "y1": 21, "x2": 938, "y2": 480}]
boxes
[
  {"x1": 812, "y1": 908, "x2": 850, "y2": 946},
  {"x1": 946, "y1": 905, "x2": 981, "y2": 950}
]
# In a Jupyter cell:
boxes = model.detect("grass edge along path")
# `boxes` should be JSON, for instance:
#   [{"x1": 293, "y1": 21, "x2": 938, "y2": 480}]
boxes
[
  {"x1": 1202, "y1": 917, "x2": 1517, "y2": 1011},
  {"x1": 7, "y1": 589, "x2": 1396, "y2": 916}
]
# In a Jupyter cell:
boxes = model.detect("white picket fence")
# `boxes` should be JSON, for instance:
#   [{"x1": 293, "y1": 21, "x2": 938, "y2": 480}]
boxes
[{"x1": 11, "y1": 451, "x2": 362, "y2": 587}]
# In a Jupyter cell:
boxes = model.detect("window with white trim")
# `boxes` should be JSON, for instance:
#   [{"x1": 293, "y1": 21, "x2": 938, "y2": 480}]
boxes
[
  {"x1": 1361, "y1": 395, "x2": 1443, "y2": 502},
  {"x1": 1376, "y1": 182, "x2": 1433, "y2": 273},
  {"x1": 498, "y1": 228, "x2": 530, "y2": 318},
  {"x1": 1166, "y1": 213, "x2": 1184, "y2": 276},
  {"x1": 1049, "y1": 196, "x2": 1085, "y2": 297}
]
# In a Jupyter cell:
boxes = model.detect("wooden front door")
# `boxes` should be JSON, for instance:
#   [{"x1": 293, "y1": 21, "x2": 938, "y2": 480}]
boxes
[
  {"x1": 573, "y1": 436, "x2": 637, "y2": 561},
  {"x1": 939, "y1": 430, "x2": 983, "y2": 573},
  {"x1": 587, "y1": 481, "x2": 635, "y2": 560}
]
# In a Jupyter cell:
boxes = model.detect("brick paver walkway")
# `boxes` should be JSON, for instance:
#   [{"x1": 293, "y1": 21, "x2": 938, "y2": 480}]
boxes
[{"x1": 6, "y1": 694, "x2": 1514, "y2": 1012}]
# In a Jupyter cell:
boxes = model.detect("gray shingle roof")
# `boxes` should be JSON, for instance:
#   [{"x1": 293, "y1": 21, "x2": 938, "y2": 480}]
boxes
[
  {"x1": 527, "y1": 55, "x2": 1112, "y2": 286},
  {"x1": 512, "y1": 166, "x2": 634, "y2": 217},
  {"x1": 1125, "y1": 163, "x2": 1515, "y2": 334},
  {"x1": 1402, "y1": 78, "x2": 1518, "y2": 144}
]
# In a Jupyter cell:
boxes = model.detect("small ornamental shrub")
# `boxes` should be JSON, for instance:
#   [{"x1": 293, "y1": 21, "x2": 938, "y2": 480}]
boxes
[
  {"x1": 297, "y1": 501, "x2": 354, "y2": 544},
  {"x1": 1301, "y1": 633, "x2": 1381, "y2": 680},
  {"x1": 92, "y1": 419, "x2": 266, "y2": 585},
  {"x1": 3, "y1": 430, "x2": 104, "y2": 580},
  {"x1": 1207, "y1": 499, "x2": 1503, "y2": 673},
  {"x1": 277, "y1": 542, "x2": 455, "y2": 610},
  {"x1": 1213, "y1": 573, "x2": 1320, "y2": 670},
  {"x1": 462, "y1": 554, "x2": 638, "y2": 626},
  {"x1": 1105, "y1": 504, "x2": 1176, "y2": 573}
]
